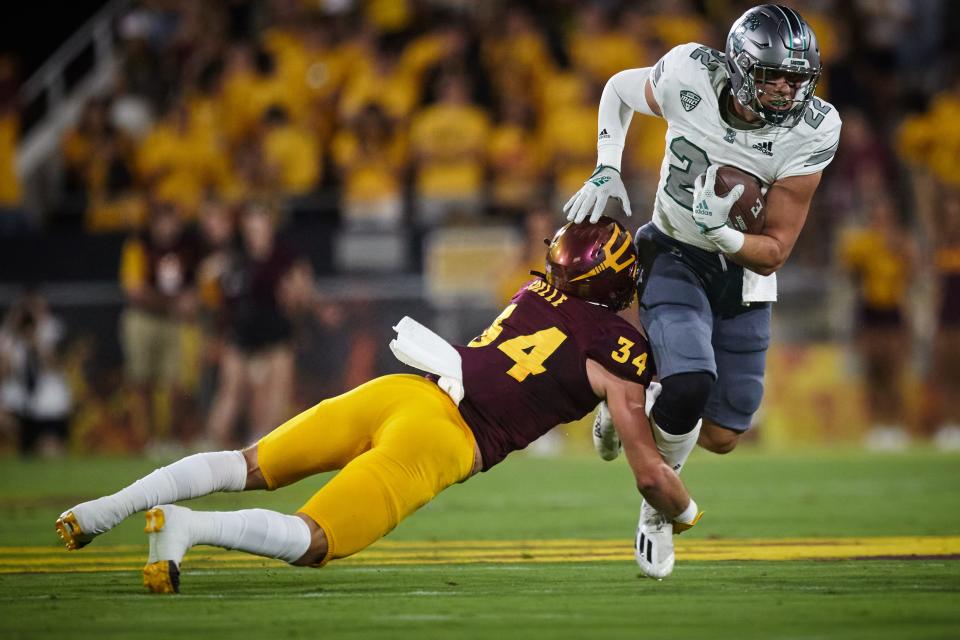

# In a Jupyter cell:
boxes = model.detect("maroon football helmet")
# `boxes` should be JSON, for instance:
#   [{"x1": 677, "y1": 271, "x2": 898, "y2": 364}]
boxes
[{"x1": 544, "y1": 216, "x2": 638, "y2": 311}]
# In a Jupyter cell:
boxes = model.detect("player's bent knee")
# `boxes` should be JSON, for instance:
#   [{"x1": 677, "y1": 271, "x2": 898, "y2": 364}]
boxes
[
  {"x1": 291, "y1": 513, "x2": 329, "y2": 567},
  {"x1": 652, "y1": 371, "x2": 715, "y2": 435},
  {"x1": 241, "y1": 445, "x2": 268, "y2": 490},
  {"x1": 701, "y1": 438, "x2": 737, "y2": 454},
  {"x1": 698, "y1": 421, "x2": 740, "y2": 454}
]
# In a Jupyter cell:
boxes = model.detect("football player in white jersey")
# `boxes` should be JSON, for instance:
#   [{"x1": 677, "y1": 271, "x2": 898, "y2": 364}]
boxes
[{"x1": 565, "y1": 4, "x2": 841, "y2": 579}]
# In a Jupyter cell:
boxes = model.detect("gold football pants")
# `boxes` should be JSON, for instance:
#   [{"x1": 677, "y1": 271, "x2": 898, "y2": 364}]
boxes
[{"x1": 257, "y1": 374, "x2": 479, "y2": 564}]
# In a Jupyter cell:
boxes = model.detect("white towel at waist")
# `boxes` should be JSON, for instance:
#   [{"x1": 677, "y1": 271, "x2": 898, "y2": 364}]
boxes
[
  {"x1": 388, "y1": 316, "x2": 464, "y2": 405},
  {"x1": 742, "y1": 270, "x2": 777, "y2": 303}
]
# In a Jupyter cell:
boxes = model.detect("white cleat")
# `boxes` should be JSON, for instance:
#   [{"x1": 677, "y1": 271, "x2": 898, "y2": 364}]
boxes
[
  {"x1": 635, "y1": 500, "x2": 674, "y2": 580},
  {"x1": 55, "y1": 510, "x2": 97, "y2": 551},
  {"x1": 143, "y1": 505, "x2": 194, "y2": 594},
  {"x1": 592, "y1": 401, "x2": 621, "y2": 461},
  {"x1": 55, "y1": 496, "x2": 126, "y2": 551}
]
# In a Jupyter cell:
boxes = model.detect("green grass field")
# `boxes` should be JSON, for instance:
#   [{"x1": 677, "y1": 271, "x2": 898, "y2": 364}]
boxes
[{"x1": 1, "y1": 447, "x2": 959, "y2": 639}]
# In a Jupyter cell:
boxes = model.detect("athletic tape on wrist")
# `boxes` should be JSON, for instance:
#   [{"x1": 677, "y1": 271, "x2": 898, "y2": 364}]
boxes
[{"x1": 706, "y1": 225, "x2": 745, "y2": 254}]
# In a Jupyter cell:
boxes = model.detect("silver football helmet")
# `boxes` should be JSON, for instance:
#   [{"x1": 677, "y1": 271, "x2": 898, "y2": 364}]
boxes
[{"x1": 725, "y1": 4, "x2": 821, "y2": 128}]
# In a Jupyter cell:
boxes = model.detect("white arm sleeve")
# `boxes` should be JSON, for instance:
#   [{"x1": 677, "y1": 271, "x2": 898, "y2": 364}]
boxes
[{"x1": 597, "y1": 67, "x2": 657, "y2": 170}]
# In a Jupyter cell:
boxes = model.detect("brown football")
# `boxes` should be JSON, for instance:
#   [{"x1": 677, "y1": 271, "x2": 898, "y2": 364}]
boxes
[{"x1": 714, "y1": 165, "x2": 766, "y2": 234}]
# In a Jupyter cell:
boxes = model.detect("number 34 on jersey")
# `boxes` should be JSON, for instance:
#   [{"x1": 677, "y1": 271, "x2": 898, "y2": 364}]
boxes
[
  {"x1": 468, "y1": 302, "x2": 567, "y2": 382},
  {"x1": 468, "y1": 282, "x2": 648, "y2": 383}
]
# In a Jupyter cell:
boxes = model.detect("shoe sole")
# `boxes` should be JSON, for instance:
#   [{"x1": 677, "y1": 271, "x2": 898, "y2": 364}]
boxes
[
  {"x1": 143, "y1": 508, "x2": 180, "y2": 594},
  {"x1": 55, "y1": 511, "x2": 93, "y2": 551}
]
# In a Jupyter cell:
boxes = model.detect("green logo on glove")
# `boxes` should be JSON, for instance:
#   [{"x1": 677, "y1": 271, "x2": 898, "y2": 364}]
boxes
[
  {"x1": 590, "y1": 175, "x2": 613, "y2": 188},
  {"x1": 693, "y1": 199, "x2": 725, "y2": 234}
]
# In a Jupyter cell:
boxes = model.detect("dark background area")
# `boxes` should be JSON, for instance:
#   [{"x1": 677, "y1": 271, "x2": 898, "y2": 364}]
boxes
[{"x1": 2, "y1": 2, "x2": 109, "y2": 81}]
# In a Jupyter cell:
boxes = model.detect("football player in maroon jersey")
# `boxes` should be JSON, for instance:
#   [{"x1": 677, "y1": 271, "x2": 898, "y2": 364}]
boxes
[{"x1": 56, "y1": 216, "x2": 701, "y2": 593}]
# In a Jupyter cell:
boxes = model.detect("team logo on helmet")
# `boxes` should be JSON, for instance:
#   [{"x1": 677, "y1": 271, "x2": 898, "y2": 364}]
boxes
[
  {"x1": 569, "y1": 224, "x2": 636, "y2": 283},
  {"x1": 544, "y1": 217, "x2": 639, "y2": 311},
  {"x1": 731, "y1": 15, "x2": 762, "y2": 53}
]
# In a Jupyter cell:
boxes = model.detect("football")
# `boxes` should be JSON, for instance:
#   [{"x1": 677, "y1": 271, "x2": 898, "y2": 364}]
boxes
[{"x1": 714, "y1": 165, "x2": 766, "y2": 234}]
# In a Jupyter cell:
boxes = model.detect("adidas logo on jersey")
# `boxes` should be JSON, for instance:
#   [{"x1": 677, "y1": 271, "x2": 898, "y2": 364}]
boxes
[
  {"x1": 598, "y1": 128, "x2": 611, "y2": 141},
  {"x1": 752, "y1": 140, "x2": 774, "y2": 156}
]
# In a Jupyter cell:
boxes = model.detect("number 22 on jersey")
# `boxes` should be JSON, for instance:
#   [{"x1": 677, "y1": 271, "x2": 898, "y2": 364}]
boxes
[{"x1": 468, "y1": 303, "x2": 568, "y2": 382}]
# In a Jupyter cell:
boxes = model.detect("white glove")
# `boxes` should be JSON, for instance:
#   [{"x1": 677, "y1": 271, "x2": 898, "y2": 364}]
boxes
[
  {"x1": 691, "y1": 165, "x2": 743, "y2": 233},
  {"x1": 591, "y1": 401, "x2": 621, "y2": 461},
  {"x1": 563, "y1": 165, "x2": 633, "y2": 224},
  {"x1": 691, "y1": 165, "x2": 745, "y2": 254}
]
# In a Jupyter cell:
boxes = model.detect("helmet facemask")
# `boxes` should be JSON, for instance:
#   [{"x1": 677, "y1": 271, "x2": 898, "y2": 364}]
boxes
[{"x1": 732, "y1": 54, "x2": 820, "y2": 127}]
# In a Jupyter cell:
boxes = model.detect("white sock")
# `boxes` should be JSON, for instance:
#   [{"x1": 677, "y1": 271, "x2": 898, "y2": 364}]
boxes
[
  {"x1": 651, "y1": 416, "x2": 702, "y2": 474},
  {"x1": 186, "y1": 508, "x2": 312, "y2": 564},
  {"x1": 72, "y1": 451, "x2": 248, "y2": 534},
  {"x1": 675, "y1": 498, "x2": 699, "y2": 524}
]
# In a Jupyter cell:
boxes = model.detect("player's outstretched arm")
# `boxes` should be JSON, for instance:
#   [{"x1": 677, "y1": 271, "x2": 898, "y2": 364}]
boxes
[
  {"x1": 585, "y1": 359, "x2": 697, "y2": 523},
  {"x1": 595, "y1": 69, "x2": 662, "y2": 169},
  {"x1": 564, "y1": 69, "x2": 661, "y2": 224}
]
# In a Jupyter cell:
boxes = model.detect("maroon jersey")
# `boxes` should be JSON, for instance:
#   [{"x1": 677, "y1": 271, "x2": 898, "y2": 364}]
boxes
[
  {"x1": 456, "y1": 279, "x2": 655, "y2": 470},
  {"x1": 126, "y1": 229, "x2": 200, "y2": 316},
  {"x1": 936, "y1": 246, "x2": 960, "y2": 327},
  {"x1": 221, "y1": 242, "x2": 300, "y2": 352}
]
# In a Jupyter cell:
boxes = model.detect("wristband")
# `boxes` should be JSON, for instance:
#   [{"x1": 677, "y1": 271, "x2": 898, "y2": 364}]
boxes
[
  {"x1": 705, "y1": 225, "x2": 745, "y2": 254},
  {"x1": 596, "y1": 146, "x2": 623, "y2": 171}
]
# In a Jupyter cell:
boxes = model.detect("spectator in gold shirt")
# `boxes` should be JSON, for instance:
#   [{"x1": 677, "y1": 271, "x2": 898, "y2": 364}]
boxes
[
  {"x1": 482, "y1": 6, "x2": 554, "y2": 120},
  {"x1": 119, "y1": 201, "x2": 200, "y2": 448},
  {"x1": 487, "y1": 94, "x2": 544, "y2": 219},
  {"x1": 268, "y1": 16, "x2": 347, "y2": 144},
  {"x1": 567, "y1": 4, "x2": 647, "y2": 88},
  {"x1": 339, "y1": 34, "x2": 421, "y2": 126},
  {"x1": 0, "y1": 56, "x2": 26, "y2": 235},
  {"x1": 135, "y1": 102, "x2": 233, "y2": 219},
  {"x1": 538, "y1": 71, "x2": 602, "y2": 210},
  {"x1": 331, "y1": 103, "x2": 408, "y2": 230},
  {"x1": 219, "y1": 45, "x2": 305, "y2": 148},
  {"x1": 918, "y1": 184, "x2": 960, "y2": 449},
  {"x1": 897, "y1": 76, "x2": 960, "y2": 188},
  {"x1": 260, "y1": 105, "x2": 322, "y2": 198},
  {"x1": 838, "y1": 196, "x2": 916, "y2": 449},
  {"x1": 646, "y1": 0, "x2": 711, "y2": 51},
  {"x1": 409, "y1": 72, "x2": 490, "y2": 226},
  {"x1": 62, "y1": 98, "x2": 145, "y2": 233}
]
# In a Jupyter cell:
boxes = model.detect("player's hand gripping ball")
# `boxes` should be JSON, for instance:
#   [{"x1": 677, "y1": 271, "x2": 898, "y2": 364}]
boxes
[{"x1": 714, "y1": 166, "x2": 766, "y2": 235}]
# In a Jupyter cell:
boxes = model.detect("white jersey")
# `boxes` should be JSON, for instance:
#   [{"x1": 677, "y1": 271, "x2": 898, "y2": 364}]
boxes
[{"x1": 648, "y1": 43, "x2": 842, "y2": 252}]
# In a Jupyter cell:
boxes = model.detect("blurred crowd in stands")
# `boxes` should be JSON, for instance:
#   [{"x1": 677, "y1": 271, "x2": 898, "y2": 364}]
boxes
[{"x1": 1, "y1": 0, "x2": 959, "y2": 455}]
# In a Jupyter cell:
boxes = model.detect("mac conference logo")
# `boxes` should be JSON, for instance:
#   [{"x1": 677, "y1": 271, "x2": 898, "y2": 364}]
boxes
[{"x1": 680, "y1": 90, "x2": 701, "y2": 112}]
